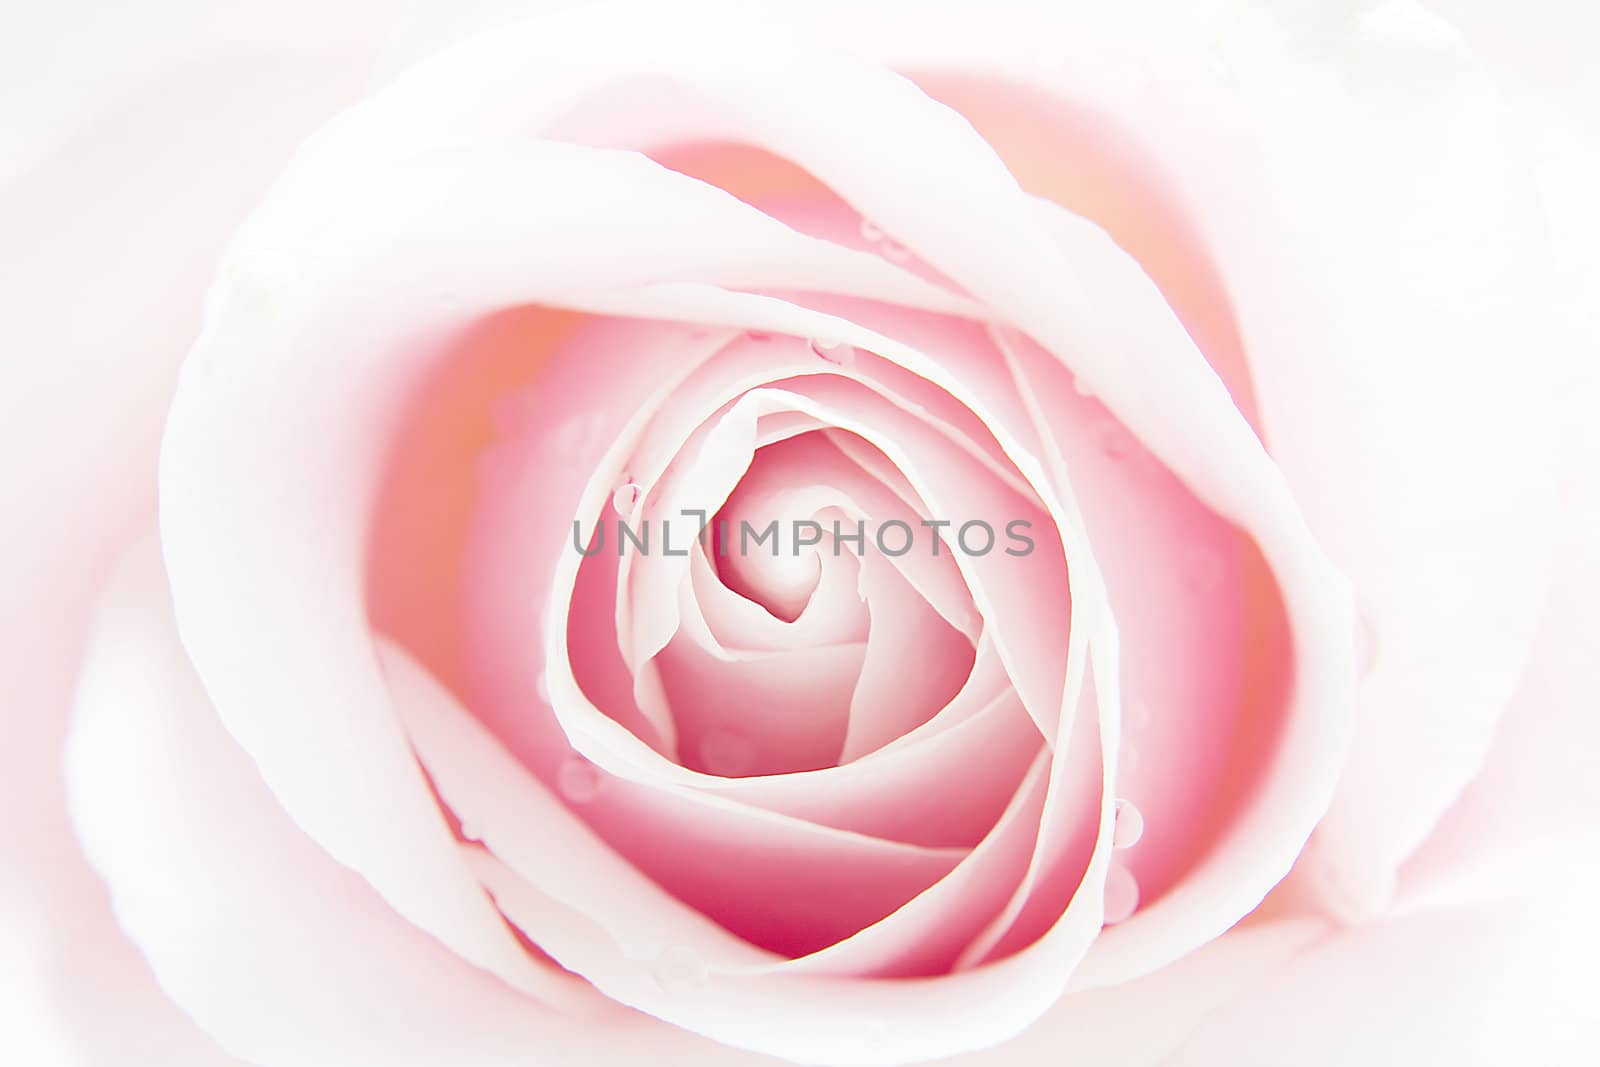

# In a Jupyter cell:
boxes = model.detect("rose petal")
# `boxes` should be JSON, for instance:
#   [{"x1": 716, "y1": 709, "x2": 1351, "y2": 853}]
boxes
[
  {"x1": 63, "y1": 536, "x2": 618, "y2": 1067},
  {"x1": 780, "y1": 751, "x2": 1051, "y2": 978},
  {"x1": 0, "y1": 11, "x2": 431, "y2": 1061},
  {"x1": 841, "y1": 547, "x2": 976, "y2": 761}
]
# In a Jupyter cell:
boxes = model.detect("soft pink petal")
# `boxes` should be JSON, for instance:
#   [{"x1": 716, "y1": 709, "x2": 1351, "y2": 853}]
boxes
[
  {"x1": 654, "y1": 633, "x2": 866, "y2": 776},
  {"x1": 59, "y1": 536, "x2": 833, "y2": 1067},
  {"x1": 783, "y1": 753, "x2": 1051, "y2": 978},
  {"x1": 842, "y1": 547, "x2": 975, "y2": 760},
  {"x1": 666, "y1": 641, "x2": 1033, "y2": 847},
  {"x1": 0, "y1": 8, "x2": 428, "y2": 1062},
  {"x1": 1396, "y1": 313, "x2": 1600, "y2": 911}
]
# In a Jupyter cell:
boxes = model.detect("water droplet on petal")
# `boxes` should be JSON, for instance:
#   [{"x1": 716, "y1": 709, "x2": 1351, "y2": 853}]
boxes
[
  {"x1": 1355, "y1": 614, "x2": 1378, "y2": 676},
  {"x1": 1072, "y1": 373, "x2": 1095, "y2": 397},
  {"x1": 810, "y1": 337, "x2": 855, "y2": 366},
  {"x1": 859, "y1": 217, "x2": 911, "y2": 262},
  {"x1": 612, "y1": 480, "x2": 642, "y2": 515},
  {"x1": 1113, "y1": 799, "x2": 1145, "y2": 849},
  {"x1": 651, "y1": 945, "x2": 709, "y2": 992},
  {"x1": 557, "y1": 756, "x2": 602, "y2": 805},
  {"x1": 458, "y1": 819, "x2": 479, "y2": 842},
  {"x1": 1104, "y1": 863, "x2": 1140, "y2": 924},
  {"x1": 746, "y1": 330, "x2": 773, "y2": 342}
]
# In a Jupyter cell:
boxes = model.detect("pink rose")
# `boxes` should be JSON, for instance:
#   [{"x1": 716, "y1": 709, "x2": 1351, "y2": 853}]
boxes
[{"x1": 4, "y1": 2, "x2": 1598, "y2": 1065}]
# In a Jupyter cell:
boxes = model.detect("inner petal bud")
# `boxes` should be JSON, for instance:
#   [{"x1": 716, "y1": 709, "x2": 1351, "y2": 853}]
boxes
[{"x1": 715, "y1": 485, "x2": 827, "y2": 623}]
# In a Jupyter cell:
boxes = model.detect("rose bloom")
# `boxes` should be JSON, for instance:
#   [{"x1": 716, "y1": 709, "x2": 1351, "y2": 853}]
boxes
[{"x1": 3, "y1": 1, "x2": 1598, "y2": 1064}]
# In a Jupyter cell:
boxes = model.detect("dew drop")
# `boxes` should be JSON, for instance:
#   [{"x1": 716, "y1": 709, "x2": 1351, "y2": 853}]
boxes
[
  {"x1": 1104, "y1": 863, "x2": 1140, "y2": 925},
  {"x1": 809, "y1": 337, "x2": 855, "y2": 367},
  {"x1": 557, "y1": 756, "x2": 602, "y2": 805},
  {"x1": 746, "y1": 330, "x2": 773, "y2": 342},
  {"x1": 1072, "y1": 373, "x2": 1095, "y2": 397},
  {"x1": 859, "y1": 217, "x2": 910, "y2": 261},
  {"x1": 651, "y1": 945, "x2": 709, "y2": 992},
  {"x1": 458, "y1": 820, "x2": 479, "y2": 843},
  {"x1": 612, "y1": 480, "x2": 643, "y2": 516},
  {"x1": 1112, "y1": 799, "x2": 1145, "y2": 849}
]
